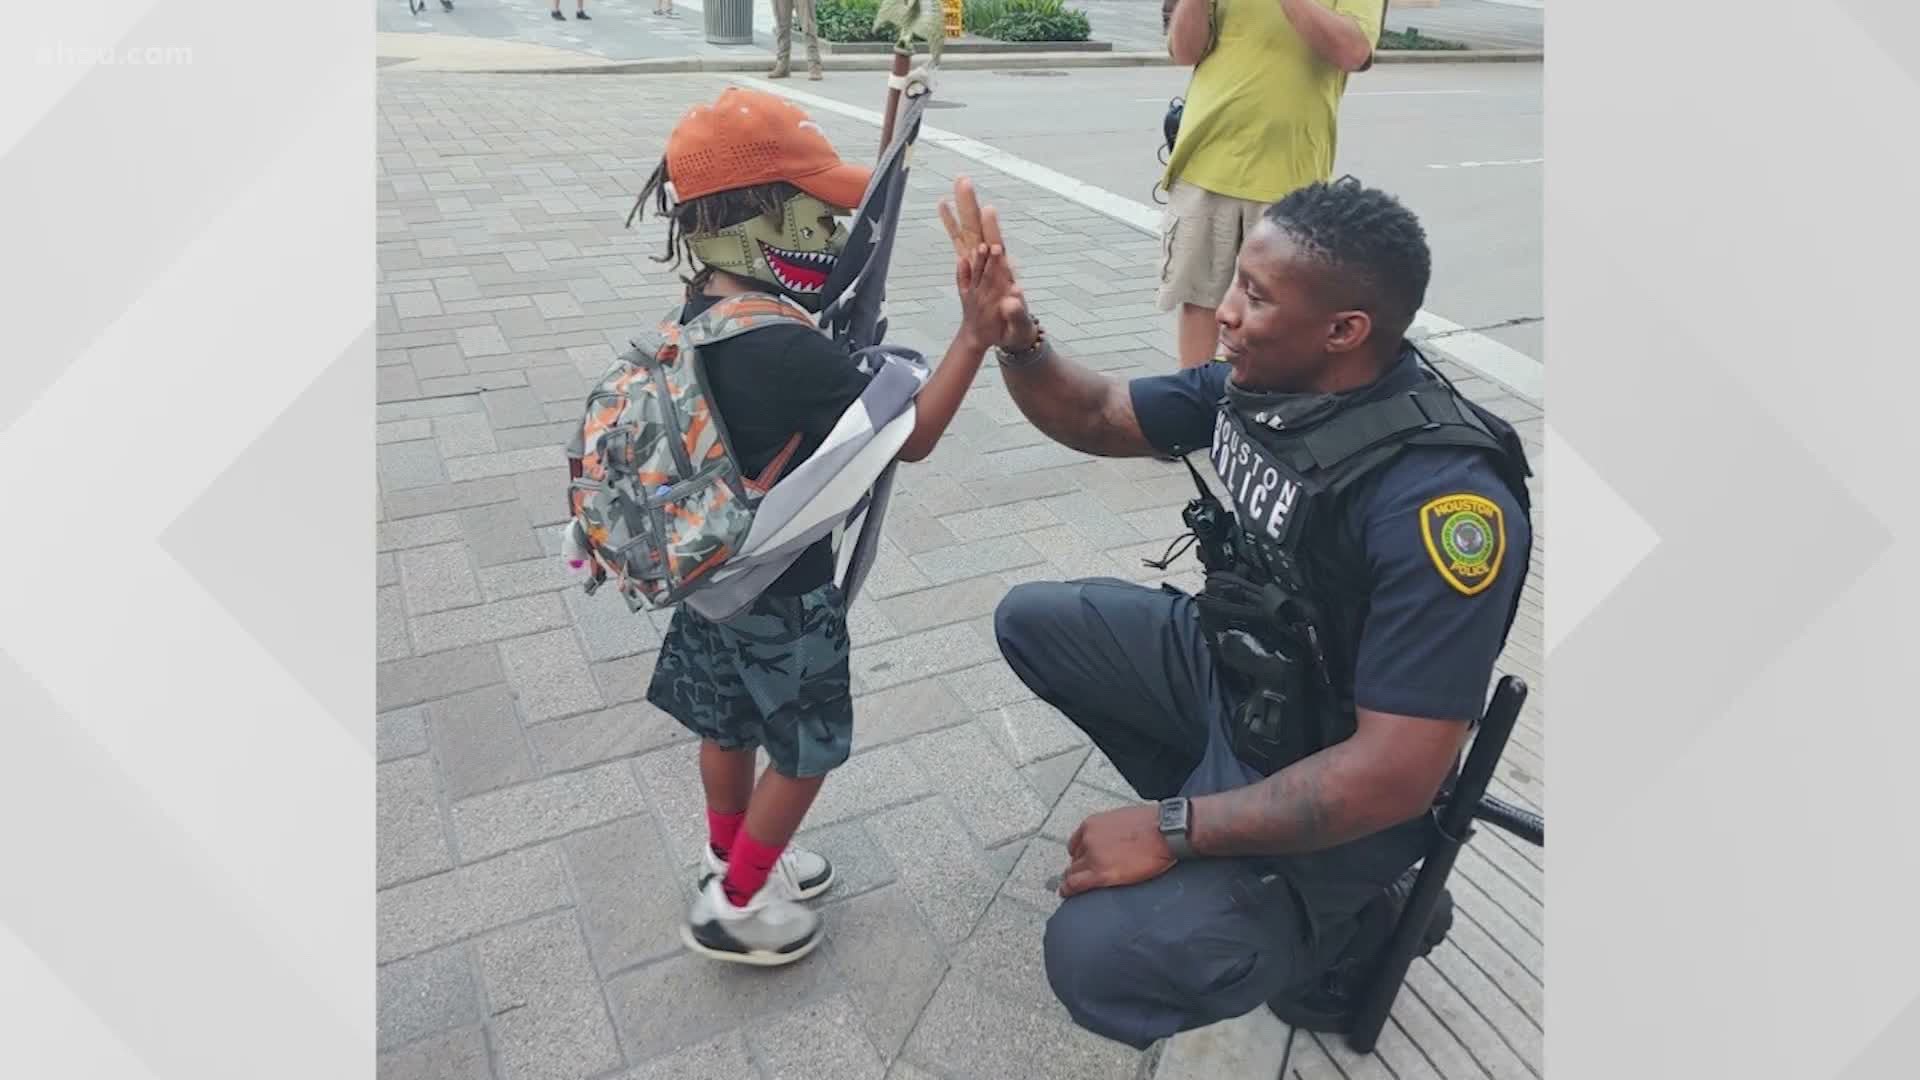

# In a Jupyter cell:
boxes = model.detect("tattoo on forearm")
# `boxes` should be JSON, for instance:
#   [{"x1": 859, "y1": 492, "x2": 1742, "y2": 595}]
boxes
[
  {"x1": 1001, "y1": 359, "x2": 1151, "y2": 459},
  {"x1": 1194, "y1": 753, "x2": 1355, "y2": 857}
]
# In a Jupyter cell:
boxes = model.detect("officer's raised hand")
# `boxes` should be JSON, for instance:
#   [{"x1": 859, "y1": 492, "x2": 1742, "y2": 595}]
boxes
[
  {"x1": 1059, "y1": 805, "x2": 1176, "y2": 898},
  {"x1": 940, "y1": 176, "x2": 1038, "y2": 353}
]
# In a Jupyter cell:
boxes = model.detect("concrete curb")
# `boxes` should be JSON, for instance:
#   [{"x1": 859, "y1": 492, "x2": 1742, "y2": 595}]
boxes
[{"x1": 466, "y1": 47, "x2": 1540, "y2": 75}]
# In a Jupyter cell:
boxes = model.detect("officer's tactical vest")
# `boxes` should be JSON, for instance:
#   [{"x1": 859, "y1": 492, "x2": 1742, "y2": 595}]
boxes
[{"x1": 1190, "y1": 361, "x2": 1534, "y2": 774}]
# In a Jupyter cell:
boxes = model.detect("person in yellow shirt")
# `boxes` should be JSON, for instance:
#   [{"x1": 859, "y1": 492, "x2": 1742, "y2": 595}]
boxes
[{"x1": 1161, "y1": 0, "x2": 1384, "y2": 367}]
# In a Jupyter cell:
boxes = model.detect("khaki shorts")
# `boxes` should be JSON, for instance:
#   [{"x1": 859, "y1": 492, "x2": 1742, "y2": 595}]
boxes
[{"x1": 1157, "y1": 179, "x2": 1271, "y2": 312}]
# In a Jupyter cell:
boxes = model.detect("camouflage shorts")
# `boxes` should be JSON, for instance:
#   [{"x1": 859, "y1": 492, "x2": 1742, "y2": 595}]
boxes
[{"x1": 646, "y1": 583, "x2": 854, "y2": 779}]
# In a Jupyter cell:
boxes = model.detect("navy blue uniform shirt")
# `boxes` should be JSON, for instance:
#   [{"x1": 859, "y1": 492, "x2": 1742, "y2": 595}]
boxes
[{"x1": 1129, "y1": 356, "x2": 1532, "y2": 724}]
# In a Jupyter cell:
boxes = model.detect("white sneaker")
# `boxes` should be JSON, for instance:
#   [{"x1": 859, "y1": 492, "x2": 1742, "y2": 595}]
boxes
[
  {"x1": 701, "y1": 842, "x2": 835, "y2": 901},
  {"x1": 680, "y1": 876, "x2": 822, "y2": 967}
]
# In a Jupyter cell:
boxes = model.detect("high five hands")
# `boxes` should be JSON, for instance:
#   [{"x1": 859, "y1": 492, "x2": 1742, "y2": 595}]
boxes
[{"x1": 940, "y1": 177, "x2": 1039, "y2": 355}]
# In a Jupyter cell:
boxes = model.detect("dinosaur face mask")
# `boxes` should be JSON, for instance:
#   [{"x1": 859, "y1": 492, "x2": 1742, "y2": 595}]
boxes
[{"x1": 688, "y1": 192, "x2": 850, "y2": 311}]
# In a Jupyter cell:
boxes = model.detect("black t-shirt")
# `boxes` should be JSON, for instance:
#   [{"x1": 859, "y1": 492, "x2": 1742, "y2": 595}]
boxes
[
  {"x1": 679, "y1": 292, "x2": 873, "y2": 595},
  {"x1": 1128, "y1": 355, "x2": 1533, "y2": 724}
]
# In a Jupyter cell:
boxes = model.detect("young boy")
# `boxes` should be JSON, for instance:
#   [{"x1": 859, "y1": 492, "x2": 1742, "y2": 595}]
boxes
[{"x1": 629, "y1": 88, "x2": 1020, "y2": 966}]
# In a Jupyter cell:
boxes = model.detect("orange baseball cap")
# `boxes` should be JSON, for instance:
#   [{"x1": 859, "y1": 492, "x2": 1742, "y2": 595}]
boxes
[{"x1": 665, "y1": 87, "x2": 873, "y2": 210}]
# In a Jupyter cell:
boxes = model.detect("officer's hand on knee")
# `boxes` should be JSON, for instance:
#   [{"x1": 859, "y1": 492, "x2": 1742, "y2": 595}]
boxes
[{"x1": 1060, "y1": 805, "x2": 1177, "y2": 898}]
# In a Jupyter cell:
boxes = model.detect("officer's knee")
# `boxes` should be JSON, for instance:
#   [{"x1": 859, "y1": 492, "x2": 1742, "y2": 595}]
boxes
[
  {"x1": 993, "y1": 580, "x2": 1069, "y2": 654},
  {"x1": 1043, "y1": 901, "x2": 1158, "y2": 1051}
]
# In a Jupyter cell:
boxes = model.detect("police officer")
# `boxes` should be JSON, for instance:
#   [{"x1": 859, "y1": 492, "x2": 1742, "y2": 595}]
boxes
[{"x1": 943, "y1": 176, "x2": 1534, "y2": 1048}]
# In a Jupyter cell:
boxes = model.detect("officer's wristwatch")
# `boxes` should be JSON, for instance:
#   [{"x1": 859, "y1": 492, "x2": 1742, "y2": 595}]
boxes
[{"x1": 1157, "y1": 797, "x2": 1197, "y2": 860}]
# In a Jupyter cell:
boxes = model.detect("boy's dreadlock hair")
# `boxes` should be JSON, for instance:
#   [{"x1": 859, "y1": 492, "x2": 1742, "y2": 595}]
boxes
[
  {"x1": 1262, "y1": 176, "x2": 1431, "y2": 345},
  {"x1": 628, "y1": 157, "x2": 803, "y2": 295}
]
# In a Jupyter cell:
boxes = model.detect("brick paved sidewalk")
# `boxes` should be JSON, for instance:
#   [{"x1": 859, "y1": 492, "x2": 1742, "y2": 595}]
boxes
[{"x1": 376, "y1": 71, "x2": 1545, "y2": 1080}]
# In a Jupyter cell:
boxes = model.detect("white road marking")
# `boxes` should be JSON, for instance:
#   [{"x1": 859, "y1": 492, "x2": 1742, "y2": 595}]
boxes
[
  {"x1": 729, "y1": 76, "x2": 1544, "y2": 402},
  {"x1": 1427, "y1": 157, "x2": 1543, "y2": 170}
]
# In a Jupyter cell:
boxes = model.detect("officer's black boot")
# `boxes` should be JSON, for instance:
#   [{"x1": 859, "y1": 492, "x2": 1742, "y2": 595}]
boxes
[{"x1": 1266, "y1": 866, "x2": 1453, "y2": 1034}]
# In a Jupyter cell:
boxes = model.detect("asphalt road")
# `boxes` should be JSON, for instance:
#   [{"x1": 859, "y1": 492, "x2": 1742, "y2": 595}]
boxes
[{"x1": 778, "y1": 61, "x2": 1545, "y2": 361}]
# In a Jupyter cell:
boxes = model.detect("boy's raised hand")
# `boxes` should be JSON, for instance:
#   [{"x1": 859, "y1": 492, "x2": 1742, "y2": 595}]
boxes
[{"x1": 939, "y1": 176, "x2": 1037, "y2": 352}]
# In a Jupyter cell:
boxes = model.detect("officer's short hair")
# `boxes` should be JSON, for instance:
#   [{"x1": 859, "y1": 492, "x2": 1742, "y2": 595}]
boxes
[{"x1": 1262, "y1": 177, "x2": 1431, "y2": 342}]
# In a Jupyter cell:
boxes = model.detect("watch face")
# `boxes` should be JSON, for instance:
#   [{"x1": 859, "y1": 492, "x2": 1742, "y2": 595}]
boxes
[{"x1": 1158, "y1": 799, "x2": 1186, "y2": 832}]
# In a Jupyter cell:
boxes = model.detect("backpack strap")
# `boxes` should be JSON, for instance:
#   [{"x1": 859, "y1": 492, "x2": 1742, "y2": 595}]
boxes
[{"x1": 669, "y1": 292, "x2": 823, "y2": 496}]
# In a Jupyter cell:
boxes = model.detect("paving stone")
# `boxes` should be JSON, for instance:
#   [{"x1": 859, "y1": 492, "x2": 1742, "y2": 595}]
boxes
[
  {"x1": 902, "y1": 974, "x2": 1140, "y2": 1080},
  {"x1": 456, "y1": 501, "x2": 543, "y2": 568},
  {"x1": 850, "y1": 624, "x2": 998, "y2": 692},
  {"x1": 603, "y1": 948, "x2": 844, "y2": 1061},
  {"x1": 1002, "y1": 836, "x2": 1069, "y2": 915},
  {"x1": 867, "y1": 797, "x2": 1000, "y2": 945},
  {"x1": 399, "y1": 542, "x2": 483, "y2": 616},
  {"x1": 910, "y1": 535, "x2": 1045, "y2": 586},
  {"x1": 491, "y1": 420, "x2": 572, "y2": 453},
  {"x1": 411, "y1": 594, "x2": 570, "y2": 656},
  {"x1": 631, "y1": 742, "x2": 710, "y2": 869},
  {"x1": 451, "y1": 761, "x2": 645, "y2": 861},
  {"x1": 593, "y1": 650, "x2": 658, "y2": 707},
  {"x1": 475, "y1": 913, "x2": 622, "y2": 1080},
  {"x1": 378, "y1": 846, "x2": 573, "y2": 964},
  {"x1": 529, "y1": 700, "x2": 687, "y2": 775},
  {"x1": 903, "y1": 724, "x2": 1045, "y2": 848},
  {"x1": 939, "y1": 662, "x2": 1035, "y2": 713},
  {"x1": 500, "y1": 628, "x2": 604, "y2": 722},
  {"x1": 818, "y1": 886, "x2": 946, "y2": 1061},
  {"x1": 949, "y1": 896, "x2": 1070, "y2": 1022},
  {"x1": 379, "y1": 756, "x2": 453, "y2": 888},
  {"x1": 1075, "y1": 747, "x2": 1138, "y2": 800},
  {"x1": 376, "y1": 1024, "x2": 493, "y2": 1080},
  {"x1": 1041, "y1": 782, "x2": 1137, "y2": 844},
  {"x1": 434, "y1": 413, "x2": 498, "y2": 459},
  {"x1": 380, "y1": 418, "x2": 435, "y2": 444},
  {"x1": 426, "y1": 685, "x2": 537, "y2": 800},
  {"x1": 409, "y1": 343, "x2": 467, "y2": 380},
  {"x1": 557, "y1": 816, "x2": 686, "y2": 978},
  {"x1": 421, "y1": 372, "x2": 528, "y2": 397},
  {"x1": 846, "y1": 595, "x2": 900, "y2": 645},
  {"x1": 382, "y1": 440, "x2": 451, "y2": 492},
  {"x1": 1042, "y1": 489, "x2": 1148, "y2": 549},
  {"x1": 525, "y1": 364, "x2": 586, "y2": 403},
  {"x1": 380, "y1": 366, "x2": 422, "y2": 403},
  {"x1": 791, "y1": 819, "x2": 895, "y2": 903},
  {"x1": 982, "y1": 699, "x2": 1090, "y2": 767},
  {"x1": 885, "y1": 1063, "x2": 949, "y2": 1080},
  {"x1": 962, "y1": 468, "x2": 1081, "y2": 508},
  {"x1": 564, "y1": 587, "x2": 662, "y2": 662},
  {"x1": 849, "y1": 677, "x2": 973, "y2": 755},
  {"x1": 379, "y1": 586, "x2": 413, "y2": 662},
  {"x1": 385, "y1": 476, "x2": 520, "y2": 520},
  {"x1": 874, "y1": 576, "x2": 1008, "y2": 637},
  {"x1": 380, "y1": 513, "x2": 464, "y2": 553},
  {"x1": 482, "y1": 387, "x2": 550, "y2": 430},
  {"x1": 617, "y1": 1033, "x2": 755, "y2": 1080},
  {"x1": 477, "y1": 557, "x2": 575, "y2": 602},
  {"x1": 378, "y1": 643, "x2": 506, "y2": 713},
  {"x1": 862, "y1": 538, "x2": 932, "y2": 598},
  {"x1": 447, "y1": 446, "x2": 566, "y2": 483},
  {"x1": 882, "y1": 509, "x2": 957, "y2": 555},
  {"x1": 457, "y1": 325, "x2": 510, "y2": 358},
  {"x1": 512, "y1": 467, "x2": 572, "y2": 527},
  {"x1": 378, "y1": 944, "x2": 480, "y2": 1050},
  {"x1": 803, "y1": 744, "x2": 935, "y2": 833},
  {"x1": 936, "y1": 501, "x2": 1059, "y2": 543},
  {"x1": 379, "y1": 706, "x2": 431, "y2": 762},
  {"x1": 378, "y1": 552, "x2": 400, "y2": 588},
  {"x1": 1020, "y1": 746, "x2": 1090, "y2": 810},
  {"x1": 746, "y1": 994, "x2": 887, "y2": 1080}
]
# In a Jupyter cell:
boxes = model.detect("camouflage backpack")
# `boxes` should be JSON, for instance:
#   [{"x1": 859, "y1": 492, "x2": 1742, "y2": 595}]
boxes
[{"x1": 563, "y1": 292, "x2": 819, "y2": 611}]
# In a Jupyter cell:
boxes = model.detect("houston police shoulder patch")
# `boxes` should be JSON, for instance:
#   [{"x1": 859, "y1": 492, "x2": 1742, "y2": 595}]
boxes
[{"x1": 1419, "y1": 493, "x2": 1505, "y2": 596}]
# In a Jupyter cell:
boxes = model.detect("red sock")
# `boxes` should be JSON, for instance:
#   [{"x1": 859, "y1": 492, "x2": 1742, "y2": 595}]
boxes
[
  {"x1": 706, "y1": 808, "x2": 746, "y2": 860},
  {"x1": 722, "y1": 829, "x2": 784, "y2": 907}
]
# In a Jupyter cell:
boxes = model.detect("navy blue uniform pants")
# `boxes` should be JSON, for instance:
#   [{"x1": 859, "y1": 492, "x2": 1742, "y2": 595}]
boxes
[{"x1": 994, "y1": 577, "x2": 1400, "y2": 1050}]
